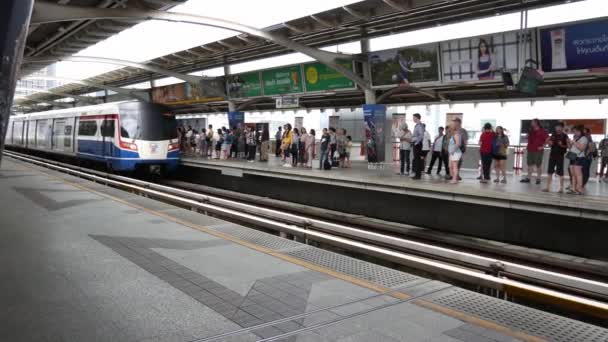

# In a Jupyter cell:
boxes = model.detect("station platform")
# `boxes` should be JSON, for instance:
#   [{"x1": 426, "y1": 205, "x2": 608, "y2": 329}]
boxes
[
  {"x1": 178, "y1": 157, "x2": 608, "y2": 260},
  {"x1": 3, "y1": 157, "x2": 607, "y2": 342}
]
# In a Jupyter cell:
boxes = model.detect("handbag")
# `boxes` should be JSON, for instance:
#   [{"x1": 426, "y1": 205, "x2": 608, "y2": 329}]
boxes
[{"x1": 565, "y1": 151, "x2": 577, "y2": 161}]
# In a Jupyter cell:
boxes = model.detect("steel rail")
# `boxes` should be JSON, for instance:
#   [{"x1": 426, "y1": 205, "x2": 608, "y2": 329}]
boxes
[{"x1": 5, "y1": 150, "x2": 608, "y2": 319}]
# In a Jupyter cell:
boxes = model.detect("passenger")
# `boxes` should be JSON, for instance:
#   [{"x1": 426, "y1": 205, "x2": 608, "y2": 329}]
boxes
[
  {"x1": 329, "y1": 127, "x2": 337, "y2": 164},
  {"x1": 275, "y1": 126, "x2": 282, "y2": 157},
  {"x1": 299, "y1": 128, "x2": 308, "y2": 167},
  {"x1": 260, "y1": 126, "x2": 270, "y2": 162},
  {"x1": 281, "y1": 124, "x2": 293, "y2": 167},
  {"x1": 456, "y1": 121, "x2": 469, "y2": 181},
  {"x1": 199, "y1": 128, "x2": 207, "y2": 158},
  {"x1": 426, "y1": 127, "x2": 445, "y2": 175},
  {"x1": 246, "y1": 126, "x2": 256, "y2": 162},
  {"x1": 397, "y1": 124, "x2": 412, "y2": 176},
  {"x1": 521, "y1": 118, "x2": 548, "y2": 185},
  {"x1": 215, "y1": 129, "x2": 223, "y2": 159},
  {"x1": 441, "y1": 128, "x2": 451, "y2": 179},
  {"x1": 543, "y1": 122, "x2": 568, "y2": 192},
  {"x1": 291, "y1": 128, "x2": 300, "y2": 167},
  {"x1": 567, "y1": 125, "x2": 588, "y2": 195},
  {"x1": 492, "y1": 126, "x2": 509, "y2": 184},
  {"x1": 345, "y1": 135, "x2": 353, "y2": 168},
  {"x1": 478, "y1": 122, "x2": 495, "y2": 183},
  {"x1": 319, "y1": 128, "x2": 330, "y2": 170},
  {"x1": 305, "y1": 129, "x2": 316, "y2": 168},
  {"x1": 582, "y1": 128, "x2": 596, "y2": 187},
  {"x1": 448, "y1": 125, "x2": 463, "y2": 184},
  {"x1": 411, "y1": 113, "x2": 425, "y2": 180},
  {"x1": 600, "y1": 134, "x2": 608, "y2": 182},
  {"x1": 421, "y1": 125, "x2": 431, "y2": 175},
  {"x1": 206, "y1": 125, "x2": 214, "y2": 157},
  {"x1": 337, "y1": 128, "x2": 348, "y2": 168},
  {"x1": 185, "y1": 126, "x2": 194, "y2": 155},
  {"x1": 231, "y1": 126, "x2": 240, "y2": 159},
  {"x1": 222, "y1": 129, "x2": 233, "y2": 160}
]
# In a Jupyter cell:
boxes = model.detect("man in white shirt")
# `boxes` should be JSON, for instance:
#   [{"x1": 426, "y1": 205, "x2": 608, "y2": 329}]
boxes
[{"x1": 426, "y1": 127, "x2": 445, "y2": 175}]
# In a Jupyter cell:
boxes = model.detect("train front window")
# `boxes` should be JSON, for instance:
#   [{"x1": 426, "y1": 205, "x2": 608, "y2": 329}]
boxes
[{"x1": 119, "y1": 102, "x2": 177, "y2": 141}]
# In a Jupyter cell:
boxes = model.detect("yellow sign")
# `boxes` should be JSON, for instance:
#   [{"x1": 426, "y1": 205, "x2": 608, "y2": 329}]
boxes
[{"x1": 306, "y1": 66, "x2": 319, "y2": 85}]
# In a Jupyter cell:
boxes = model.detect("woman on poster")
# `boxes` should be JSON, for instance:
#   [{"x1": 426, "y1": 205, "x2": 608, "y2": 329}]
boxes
[{"x1": 476, "y1": 39, "x2": 496, "y2": 80}]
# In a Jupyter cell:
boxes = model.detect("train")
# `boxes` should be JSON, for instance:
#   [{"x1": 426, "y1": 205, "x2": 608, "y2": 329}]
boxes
[{"x1": 4, "y1": 101, "x2": 181, "y2": 173}]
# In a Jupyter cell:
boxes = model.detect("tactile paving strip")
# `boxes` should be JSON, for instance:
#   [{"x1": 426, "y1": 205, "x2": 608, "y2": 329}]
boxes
[
  {"x1": 209, "y1": 224, "x2": 305, "y2": 251},
  {"x1": 284, "y1": 246, "x2": 423, "y2": 289},
  {"x1": 424, "y1": 287, "x2": 608, "y2": 342}
]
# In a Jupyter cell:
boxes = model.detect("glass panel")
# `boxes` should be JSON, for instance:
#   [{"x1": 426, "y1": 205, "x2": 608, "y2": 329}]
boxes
[{"x1": 100, "y1": 120, "x2": 115, "y2": 138}]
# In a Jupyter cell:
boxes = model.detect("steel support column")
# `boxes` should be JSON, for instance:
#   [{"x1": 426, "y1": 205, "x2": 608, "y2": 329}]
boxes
[
  {"x1": 360, "y1": 38, "x2": 376, "y2": 104},
  {"x1": 0, "y1": 0, "x2": 34, "y2": 166}
]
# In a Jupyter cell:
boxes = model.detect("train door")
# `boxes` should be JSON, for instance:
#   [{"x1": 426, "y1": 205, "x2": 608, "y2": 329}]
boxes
[
  {"x1": 52, "y1": 119, "x2": 66, "y2": 151},
  {"x1": 100, "y1": 116, "x2": 116, "y2": 160},
  {"x1": 26, "y1": 120, "x2": 36, "y2": 148},
  {"x1": 64, "y1": 117, "x2": 75, "y2": 153}
]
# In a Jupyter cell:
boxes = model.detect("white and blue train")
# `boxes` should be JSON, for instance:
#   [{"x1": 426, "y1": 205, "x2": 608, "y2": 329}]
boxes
[{"x1": 5, "y1": 101, "x2": 181, "y2": 173}]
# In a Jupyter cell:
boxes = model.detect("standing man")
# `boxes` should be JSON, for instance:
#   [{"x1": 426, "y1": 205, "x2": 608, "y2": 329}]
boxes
[
  {"x1": 599, "y1": 134, "x2": 608, "y2": 182},
  {"x1": 275, "y1": 126, "x2": 282, "y2": 157},
  {"x1": 521, "y1": 118, "x2": 548, "y2": 185},
  {"x1": 319, "y1": 128, "x2": 330, "y2": 170},
  {"x1": 411, "y1": 113, "x2": 425, "y2": 180},
  {"x1": 543, "y1": 122, "x2": 568, "y2": 193},
  {"x1": 397, "y1": 124, "x2": 412, "y2": 176},
  {"x1": 427, "y1": 127, "x2": 445, "y2": 175}
]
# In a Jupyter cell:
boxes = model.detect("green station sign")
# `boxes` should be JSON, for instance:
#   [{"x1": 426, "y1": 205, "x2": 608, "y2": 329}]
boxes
[
  {"x1": 303, "y1": 61, "x2": 355, "y2": 92},
  {"x1": 261, "y1": 65, "x2": 303, "y2": 96}
]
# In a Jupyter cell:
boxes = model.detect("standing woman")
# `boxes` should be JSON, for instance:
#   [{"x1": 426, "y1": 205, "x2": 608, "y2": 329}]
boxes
[
  {"x1": 492, "y1": 126, "x2": 509, "y2": 183},
  {"x1": 260, "y1": 126, "x2": 270, "y2": 161},
  {"x1": 299, "y1": 128, "x2": 309, "y2": 167},
  {"x1": 448, "y1": 126, "x2": 463, "y2": 184},
  {"x1": 281, "y1": 124, "x2": 293, "y2": 166},
  {"x1": 291, "y1": 128, "x2": 300, "y2": 167},
  {"x1": 246, "y1": 126, "x2": 256, "y2": 162},
  {"x1": 215, "y1": 129, "x2": 223, "y2": 159},
  {"x1": 199, "y1": 128, "x2": 208, "y2": 158},
  {"x1": 567, "y1": 125, "x2": 588, "y2": 195},
  {"x1": 337, "y1": 128, "x2": 348, "y2": 168},
  {"x1": 305, "y1": 129, "x2": 316, "y2": 168},
  {"x1": 476, "y1": 39, "x2": 495, "y2": 80}
]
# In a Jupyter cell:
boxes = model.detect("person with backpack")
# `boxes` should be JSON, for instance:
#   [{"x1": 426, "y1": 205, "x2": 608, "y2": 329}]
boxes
[
  {"x1": 478, "y1": 123, "x2": 495, "y2": 183},
  {"x1": 319, "y1": 128, "x2": 331, "y2": 170},
  {"x1": 421, "y1": 125, "x2": 432, "y2": 175},
  {"x1": 521, "y1": 118, "x2": 548, "y2": 185},
  {"x1": 492, "y1": 126, "x2": 509, "y2": 184},
  {"x1": 582, "y1": 128, "x2": 596, "y2": 187},
  {"x1": 599, "y1": 135, "x2": 608, "y2": 182},
  {"x1": 567, "y1": 125, "x2": 588, "y2": 195},
  {"x1": 543, "y1": 122, "x2": 568, "y2": 193},
  {"x1": 426, "y1": 127, "x2": 445, "y2": 175}
]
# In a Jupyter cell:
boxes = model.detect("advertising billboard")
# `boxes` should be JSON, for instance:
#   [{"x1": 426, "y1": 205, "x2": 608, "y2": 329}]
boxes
[
  {"x1": 363, "y1": 104, "x2": 387, "y2": 163},
  {"x1": 227, "y1": 72, "x2": 262, "y2": 98},
  {"x1": 540, "y1": 19, "x2": 608, "y2": 72},
  {"x1": 369, "y1": 43, "x2": 440, "y2": 87},
  {"x1": 441, "y1": 31, "x2": 535, "y2": 82},
  {"x1": 262, "y1": 65, "x2": 303, "y2": 96},
  {"x1": 151, "y1": 79, "x2": 225, "y2": 105},
  {"x1": 303, "y1": 61, "x2": 356, "y2": 92}
]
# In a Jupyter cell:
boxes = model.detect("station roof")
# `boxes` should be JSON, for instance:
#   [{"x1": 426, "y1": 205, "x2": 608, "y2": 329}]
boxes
[{"x1": 20, "y1": 0, "x2": 607, "y2": 112}]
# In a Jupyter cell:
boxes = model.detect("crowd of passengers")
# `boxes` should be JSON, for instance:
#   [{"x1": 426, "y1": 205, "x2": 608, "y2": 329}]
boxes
[{"x1": 177, "y1": 116, "x2": 608, "y2": 195}]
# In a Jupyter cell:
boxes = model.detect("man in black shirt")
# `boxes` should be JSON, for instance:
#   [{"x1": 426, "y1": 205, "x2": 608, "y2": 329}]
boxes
[{"x1": 543, "y1": 122, "x2": 569, "y2": 193}]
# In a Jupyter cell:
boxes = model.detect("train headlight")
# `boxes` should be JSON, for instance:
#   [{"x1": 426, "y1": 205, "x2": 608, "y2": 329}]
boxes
[
  {"x1": 168, "y1": 142, "x2": 180, "y2": 151},
  {"x1": 119, "y1": 140, "x2": 138, "y2": 151}
]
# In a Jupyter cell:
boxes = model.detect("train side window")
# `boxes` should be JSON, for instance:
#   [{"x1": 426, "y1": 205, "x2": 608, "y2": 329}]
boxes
[
  {"x1": 78, "y1": 120, "x2": 97, "y2": 136},
  {"x1": 100, "y1": 120, "x2": 115, "y2": 137}
]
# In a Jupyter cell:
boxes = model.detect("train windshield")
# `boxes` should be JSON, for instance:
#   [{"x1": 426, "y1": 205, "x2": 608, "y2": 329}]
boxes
[{"x1": 119, "y1": 102, "x2": 178, "y2": 141}]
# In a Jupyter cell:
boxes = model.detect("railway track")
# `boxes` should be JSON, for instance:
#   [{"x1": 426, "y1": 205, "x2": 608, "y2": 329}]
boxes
[{"x1": 5, "y1": 150, "x2": 608, "y2": 323}]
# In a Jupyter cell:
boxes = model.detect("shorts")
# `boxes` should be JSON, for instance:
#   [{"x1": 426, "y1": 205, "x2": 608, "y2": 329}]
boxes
[
  {"x1": 573, "y1": 157, "x2": 586, "y2": 167},
  {"x1": 547, "y1": 157, "x2": 564, "y2": 176},
  {"x1": 449, "y1": 151, "x2": 462, "y2": 162},
  {"x1": 493, "y1": 154, "x2": 506, "y2": 161},
  {"x1": 527, "y1": 151, "x2": 543, "y2": 167}
]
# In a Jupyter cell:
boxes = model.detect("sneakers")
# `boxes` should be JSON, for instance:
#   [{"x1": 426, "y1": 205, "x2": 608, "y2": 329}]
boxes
[
  {"x1": 493, "y1": 179, "x2": 500, "y2": 183},
  {"x1": 535, "y1": 179, "x2": 541, "y2": 185},
  {"x1": 501, "y1": 178, "x2": 507, "y2": 184},
  {"x1": 520, "y1": 178, "x2": 531, "y2": 183}
]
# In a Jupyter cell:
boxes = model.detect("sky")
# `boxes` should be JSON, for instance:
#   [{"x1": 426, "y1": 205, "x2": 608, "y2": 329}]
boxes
[{"x1": 49, "y1": 0, "x2": 608, "y2": 88}]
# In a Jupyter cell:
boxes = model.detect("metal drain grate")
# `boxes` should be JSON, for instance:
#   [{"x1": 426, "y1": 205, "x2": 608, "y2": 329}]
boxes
[
  {"x1": 425, "y1": 288, "x2": 608, "y2": 342},
  {"x1": 284, "y1": 247, "x2": 422, "y2": 288},
  {"x1": 210, "y1": 224, "x2": 304, "y2": 251}
]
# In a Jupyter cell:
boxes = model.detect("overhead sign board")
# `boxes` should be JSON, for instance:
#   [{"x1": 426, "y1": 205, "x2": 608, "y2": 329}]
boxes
[
  {"x1": 226, "y1": 72, "x2": 262, "y2": 98},
  {"x1": 262, "y1": 65, "x2": 303, "y2": 96},
  {"x1": 441, "y1": 31, "x2": 535, "y2": 82},
  {"x1": 303, "y1": 61, "x2": 355, "y2": 92},
  {"x1": 540, "y1": 19, "x2": 608, "y2": 73},
  {"x1": 275, "y1": 95, "x2": 299, "y2": 109},
  {"x1": 369, "y1": 43, "x2": 440, "y2": 87},
  {"x1": 151, "y1": 78, "x2": 226, "y2": 105}
]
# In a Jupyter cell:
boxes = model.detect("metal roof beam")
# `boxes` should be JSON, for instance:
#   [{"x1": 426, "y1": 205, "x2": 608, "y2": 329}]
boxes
[
  {"x1": 22, "y1": 75, "x2": 149, "y2": 101},
  {"x1": 15, "y1": 86, "x2": 101, "y2": 104},
  {"x1": 31, "y1": 0, "x2": 370, "y2": 90}
]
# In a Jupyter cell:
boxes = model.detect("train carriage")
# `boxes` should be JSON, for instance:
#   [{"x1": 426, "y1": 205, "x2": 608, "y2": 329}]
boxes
[{"x1": 4, "y1": 101, "x2": 180, "y2": 173}]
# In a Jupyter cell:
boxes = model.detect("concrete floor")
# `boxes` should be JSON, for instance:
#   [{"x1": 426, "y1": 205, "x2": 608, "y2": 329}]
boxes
[{"x1": 1, "y1": 157, "x2": 605, "y2": 342}]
